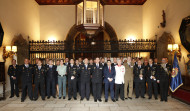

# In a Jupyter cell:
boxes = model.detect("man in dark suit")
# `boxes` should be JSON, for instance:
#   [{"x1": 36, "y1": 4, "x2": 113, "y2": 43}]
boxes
[
  {"x1": 8, "y1": 59, "x2": 19, "y2": 98},
  {"x1": 46, "y1": 59, "x2": 57, "y2": 99},
  {"x1": 133, "y1": 60, "x2": 145, "y2": 99},
  {"x1": 33, "y1": 59, "x2": 46, "y2": 101},
  {"x1": 67, "y1": 59, "x2": 78, "y2": 100},
  {"x1": 20, "y1": 58, "x2": 34, "y2": 102},
  {"x1": 104, "y1": 60, "x2": 116, "y2": 102},
  {"x1": 79, "y1": 58, "x2": 92, "y2": 101},
  {"x1": 91, "y1": 57, "x2": 104, "y2": 102},
  {"x1": 157, "y1": 58, "x2": 171, "y2": 102},
  {"x1": 145, "y1": 59, "x2": 158, "y2": 100}
]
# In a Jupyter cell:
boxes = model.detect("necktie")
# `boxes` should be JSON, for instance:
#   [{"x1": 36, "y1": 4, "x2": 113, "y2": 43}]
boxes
[
  {"x1": 109, "y1": 66, "x2": 111, "y2": 73},
  {"x1": 97, "y1": 64, "x2": 99, "y2": 68}
]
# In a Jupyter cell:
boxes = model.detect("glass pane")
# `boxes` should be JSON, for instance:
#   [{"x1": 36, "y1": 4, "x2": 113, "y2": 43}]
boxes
[
  {"x1": 100, "y1": 3, "x2": 103, "y2": 26},
  {"x1": 86, "y1": 1, "x2": 97, "y2": 24},
  {"x1": 77, "y1": 2, "x2": 83, "y2": 25}
]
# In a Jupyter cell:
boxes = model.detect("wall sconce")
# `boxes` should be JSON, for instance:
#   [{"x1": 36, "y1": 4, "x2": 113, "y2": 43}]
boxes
[
  {"x1": 3, "y1": 46, "x2": 17, "y2": 62},
  {"x1": 167, "y1": 44, "x2": 181, "y2": 61}
]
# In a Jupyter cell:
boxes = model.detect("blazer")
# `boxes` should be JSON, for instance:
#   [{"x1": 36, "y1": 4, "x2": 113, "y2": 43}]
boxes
[{"x1": 103, "y1": 66, "x2": 116, "y2": 83}]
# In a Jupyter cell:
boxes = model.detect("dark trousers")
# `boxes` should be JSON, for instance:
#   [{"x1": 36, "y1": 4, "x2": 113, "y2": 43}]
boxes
[
  {"x1": 115, "y1": 84, "x2": 124, "y2": 100},
  {"x1": 92, "y1": 82, "x2": 102, "y2": 100},
  {"x1": 10, "y1": 78, "x2": 19, "y2": 97},
  {"x1": 81, "y1": 81, "x2": 90, "y2": 99},
  {"x1": 148, "y1": 81, "x2": 158, "y2": 98},
  {"x1": 77, "y1": 79, "x2": 81, "y2": 95},
  {"x1": 135, "y1": 82, "x2": 145, "y2": 98},
  {"x1": 68, "y1": 80, "x2": 77, "y2": 98},
  {"x1": 105, "y1": 82, "x2": 114, "y2": 99},
  {"x1": 34, "y1": 81, "x2": 45, "y2": 99},
  {"x1": 47, "y1": 79, "x2": 56, "y2": 97},
  {"x1": 160, "y1": 80, "x2": 169, "y2": 101},
  {"x1": 21, "y1": 82, "x2": 33, "y2": 101}
]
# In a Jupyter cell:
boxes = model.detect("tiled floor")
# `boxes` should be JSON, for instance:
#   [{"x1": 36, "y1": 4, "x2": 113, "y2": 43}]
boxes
[{"x1": 0, "y1": 93, "x2": 190, "y2": 111}]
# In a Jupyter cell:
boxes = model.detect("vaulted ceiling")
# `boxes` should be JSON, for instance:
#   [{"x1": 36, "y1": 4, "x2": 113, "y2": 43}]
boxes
[{"x1": 35, "y1": 0, "x2": 147, "y2": 5}]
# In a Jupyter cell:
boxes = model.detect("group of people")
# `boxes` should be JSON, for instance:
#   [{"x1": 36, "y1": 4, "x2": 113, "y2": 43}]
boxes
[{"x1": 8, "y1": 56, "x2": 171, "y2": 102}]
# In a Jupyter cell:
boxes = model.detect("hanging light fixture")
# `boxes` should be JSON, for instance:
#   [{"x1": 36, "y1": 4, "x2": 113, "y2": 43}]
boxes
[{"x1": 76, "y1": 0, "x2": 104, "y2": 36}]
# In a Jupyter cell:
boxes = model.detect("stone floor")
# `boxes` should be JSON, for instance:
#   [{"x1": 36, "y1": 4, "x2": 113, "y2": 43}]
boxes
[{"x1": 0, "y1": 93, "x2": 190, "y2": 111}]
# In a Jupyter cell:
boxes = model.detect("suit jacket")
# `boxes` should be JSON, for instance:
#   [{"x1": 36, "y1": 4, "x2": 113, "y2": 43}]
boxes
[
  {"x1": 103, "y1": 66, "x2": 115, "y2": 83},
  {"x1": 79, "y1": 64, "x2": 92, "y2": 83},
  {"x1": 20, "y1": 64, "x2": 34, "y2": 83},
  {"x1": 33, "y1": 65, "x2": 46, "y2": 83},
  {"x1": 157, "y1": 63, "x2": 172, "y2": 82},
  {"x1": 123, "y1": 63, "x2": 134, "y2": 81},
  {"x1": 145, "y1": 64, "x2": 158, "y2": 82},
  {"x1": 91, "y1": 63, "x2": 104, "y2": 83},
  {"x1": 67, "y1": 64, "x2": 78, "y2": 81},
  {"x1": 46, "y1": 65, "x2": 57, "y2": 80},
  {"x1": 133, "y1": 65, "x2": 145, "y2": 82},
  {"x1": 8, "y1": 65, "x2": 20, "y2": 79}
]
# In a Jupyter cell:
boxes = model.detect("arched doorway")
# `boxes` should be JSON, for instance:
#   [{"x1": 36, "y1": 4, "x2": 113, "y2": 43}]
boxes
[{"x1": 65, "y1": 22, "x2": 118, "y2": 59}]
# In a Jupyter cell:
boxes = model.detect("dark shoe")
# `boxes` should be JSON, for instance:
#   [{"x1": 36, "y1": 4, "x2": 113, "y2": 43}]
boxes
[
  {"x1": 141, "y1": 96, "x2": 145, "y2": 99},
  {"x1": 148, "y1": 97, "x2": 152, "y2": 99},
  {"x1": 33, "y1": 98, "x2": 37, "y2": 101},
  {"x1": 160, "y1": 99, "x2": 163, "y2": 102},
  {"x1": 155, "y1": 97, "x2": 158, "y2": 100},
  {"x1": 16, "y1": 95, "x2": 19, "y2": 97},
  {"x1": 9, "y1": 96, "x2": 14, "y2": 98},
  {"x1": 94, "y1": 99, "x2": 97, "y2": 102},
  {"x1": 121, "y1": 98, "x2": 125, "y2": 101},
  {"x1": 63, "y1": 96, "x2": 65, "y2": 99},
  {"x1": 53, "y1": 96, "x2": 56, "y2": 98},
  {"x1": 59, "y1": 97, "x2": 61, "y2": 99},
  {"x1": 112, "y1": 99, "x2": 116, "y2": 102},
  {"x1": 21, "y1": 99, "x2": 24, "y2": 102},
  {"x1": 135, "y1": 97, "x2": 139, "y2": 99},
  {"x1": 125, "y1": 98, "x2": 128, "y2": 100},
  {"x1": 47, "y1": 96, "x2": 50, "y2": 99},
  {"x1": 80, "y1": 98, "x2": 83, "y2": 101},
  {"x1": 42, "y1": 98, "x2": 45, "y2": 100},
  {"x1": 105, "y1": 99, "x2": 108, "y2": 102},
  {"x1": 165, "y1": 100, "x2": 168, "y2": 102},
  {"x1": 74, "y1": 97, "x2": 77, "y2": 100},
  {"x1": 87, "y1": 98, "x2": 89, "y2": 101},
  {"x1": 98, "y1": 99, "x2": 102, "y2": 102},
  {"x1": 116, "y1": 99, "x2": 118, "y2": 101},
  {"x1": 128, "y1": 97, "x2": 132, "y2": 100},
  {"x1": 68, "y1": 98, "x2": 71, "y2": 100}
]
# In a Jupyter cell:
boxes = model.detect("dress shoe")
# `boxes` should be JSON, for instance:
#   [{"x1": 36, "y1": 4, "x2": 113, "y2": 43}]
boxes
[
  {"x1": 125, "y1": 98, "x2": 128, "y2": 100},
  {"x1": 155, "y1": 97, "x2": 158, "y2": 100},
  {"x1": 116, "y1": 99, "x2": 118, "y2": 101},
  {"x1": 87, "y1": 98, "x2": 89, "y2": 101},
  {"x1": 141, "y1": 96, "x2": 145, "y2": 99},
  {"x1": 9, "y1": 96, "x2": 14, "y2": 98},
  {"x1": 16, "y1": 95, "x2": 19, "y2": 97},
  {"x1": 21, "y1": 100, "x2": 24, "y2": 102},
  {"x1": 160, "y1": 99, "x2": 163, "y2": 102},
  {"x1": 42, "y1": 98, "x2": 45, "y2": 100},
  {"x1": 94, "y1": 99, "x2": 97, "y2": 102},
  {"x1": 47, "y1": 96, "x2": 50, "y2": 99},
  {"x1": 105, "y1": 99, "x2": 108, "y2": 102},
  {"x1": 59, "y1": 97, "x2": 61, "y2": 99},
  {"x1": 33, "y1": 98, "x2": 37, "y2": 101},
  {"x1": 98, "y1": 99, "x2": 102, "y2": 102},
  {"x1": 121, "y1": 98, "x2": 125, "y2": 101},
  {"x1": 63, "y1": 96, "x2": 65, "y2": 99},
  {"x1": 53, "y1": 96, "x2": 56, "y2": 98},
  {"x1": 112, "y1": 99, "x2": 116, "y2": 102},
  {"x1": 68, "y1": 98, "x2": 71, "y2": 100},
  {"x1": 148, "y1": 97, "x2": 152, "y2": 99},
  {"x1": 165, "y1": 100, "x2": 168, "y2": 102},
  {"x1": 74, "y1": 97, "x2": 77, "y2": 100},
  {"x1": 128, "y1": 97, "x2": 132, "y2": 100},
  {"x1": 80, "y1": 98, "x2": 83, "y2": 101},
  {"x1": 135, "y1": 97, "x2": 139, "y2": 99}
]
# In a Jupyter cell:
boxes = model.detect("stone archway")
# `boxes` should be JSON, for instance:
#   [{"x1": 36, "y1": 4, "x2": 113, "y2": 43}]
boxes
[{"x1": 65, "y1": 22, "x2": 118, "y2": 58}]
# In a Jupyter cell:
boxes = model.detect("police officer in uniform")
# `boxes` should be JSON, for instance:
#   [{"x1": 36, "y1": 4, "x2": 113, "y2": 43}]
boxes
[
  {"x1": 20, "y1": 58, "x2": 33, "y2": 102},
  {"x1": 80, "y1": 58, "x2": 92, "y2": 101},
  {"x1": 92, "y1": 57, "x2": 103, "y2": 102},
  {"x1": 145, "y1": 59, "x2": 158, "y2": 100},
  {"x1": 133, "y1": 60, "x2": 145, "y2": 99},
  {"x1": 46, "y1": 59, "x2": 57, "y2": 99},
  {"x1": 75, "y1": 59, "x2": 81, "y2": 95},
  {"x1": 33, "y1": 59, "x2": 46, "y2": 101},
  {"x1": 8, "y1": 59, "x2": 19, "y2": 98},
  {"x1": 157, "y1": 58, "x2": 171, "y2": 102},
  {"x1": 67, "y1": 59, "x2": 78, "y2": 100}
]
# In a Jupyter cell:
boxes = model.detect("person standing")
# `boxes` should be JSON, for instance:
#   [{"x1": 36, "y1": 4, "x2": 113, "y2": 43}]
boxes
[
  {"x1": 33, "y1": 59, "x2": 46, "y2": 101},
  {"x1": 80, "y1": 58, "x2": 92, "y2": 101},
  {"x1": 145, "y1": 59, "x2": 158, "y2": 100},
  {"x1": 75, "y1": 59, "x2": 81, "y2": 95},
  {"x1": 57, "y1": 59, "x2": 67, "y2": 99},
  {"x1": 46, "y1": 59, "x2": 57, "y2": 99},
  {"x1": 123, "y1": 57, "x2": 134, "y2": 100},
  {"x1": 157, "y1": 58, "x2": 171, "y2": 102},
  {"x1": 115, "y1": 59, "x2": 125, "y2": 101},
  {"x1": 8, "y1": 59, "x2": 19, "y2": 98},
  {"x1": 56, "y1": 60, "x2": 60, "y2": 96},
  {"x1": 133, "y1": 60, "x2": 145, "y2": 99},
  {"x1": 67, "y1": 59, "x2": 78, "y2": 100},
  {"x1": 104, "y1": 60, "x2": 116, "y2": 102},
  {"x1": 92, "y1": 57, "x2": 103, "y2": 102},
  {"x1": 20, "y1": 58, "x2": 33, "y2": 102}
]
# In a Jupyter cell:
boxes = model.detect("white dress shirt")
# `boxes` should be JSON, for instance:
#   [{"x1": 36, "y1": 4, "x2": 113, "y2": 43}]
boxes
[{"x1": 115, "y1": 65, "x2": 125, "y2": 84}]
